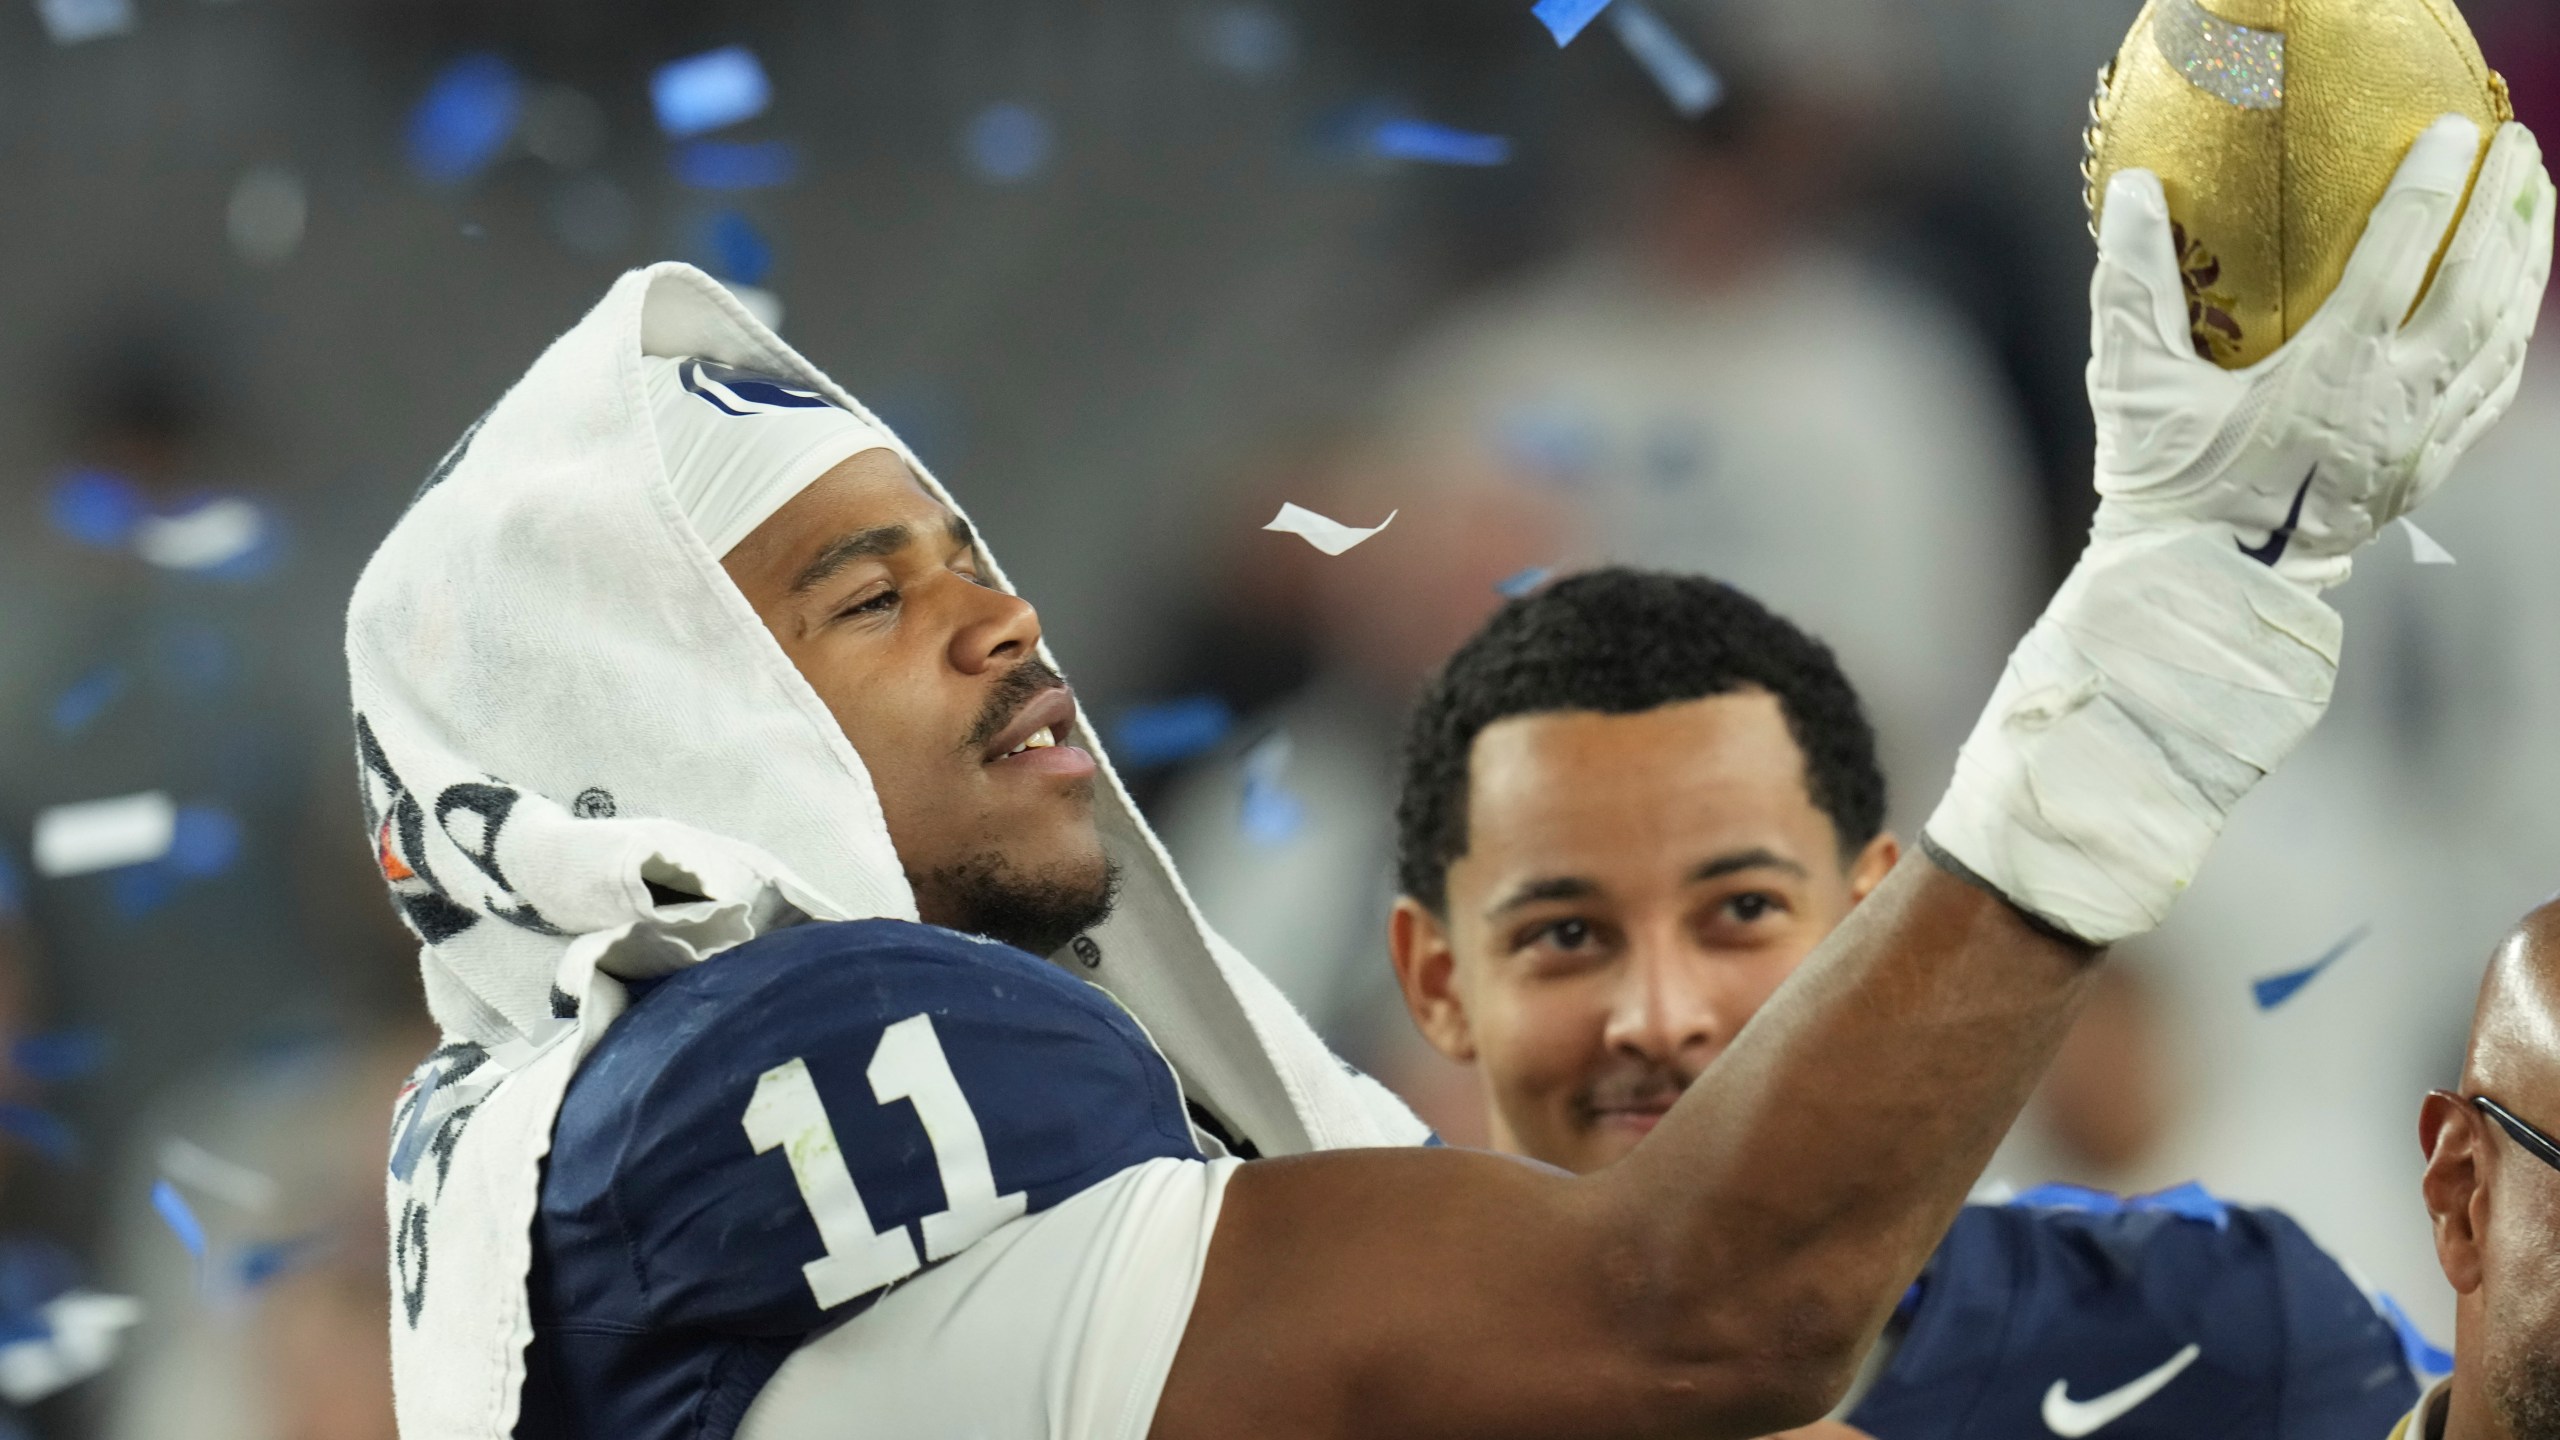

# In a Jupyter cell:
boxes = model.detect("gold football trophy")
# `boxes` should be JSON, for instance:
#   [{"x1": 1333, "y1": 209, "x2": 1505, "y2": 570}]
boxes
[{"x1": 2083, "y1": 0, "x2": 2512, "y2": 368}]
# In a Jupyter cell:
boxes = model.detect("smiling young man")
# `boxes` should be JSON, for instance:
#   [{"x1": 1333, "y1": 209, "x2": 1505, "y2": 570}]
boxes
[
  {"x1": 1386, "y1": 570, "x2": 2446, "y2": 1438},
  {"x1": 354, "y1": 116, "x2": 2548, "y2": 1440}
]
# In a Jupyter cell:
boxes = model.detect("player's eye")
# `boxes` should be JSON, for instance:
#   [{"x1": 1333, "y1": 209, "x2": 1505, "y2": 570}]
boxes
[
  {"x1": 837, "y1": 587, "x2": 900, "y2": 621},
  {"x1": 1723, "y1": 892, "x2": 1780, "y2": 924},
  {"x1": 1524, "y1": 917, "x2": 1596, "y2": 952}
]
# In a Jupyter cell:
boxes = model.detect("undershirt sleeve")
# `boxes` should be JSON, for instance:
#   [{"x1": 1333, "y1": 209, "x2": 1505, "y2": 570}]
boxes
[{"x1": 734, "y1": 1155, "x2": 1241, "y2": 1440}]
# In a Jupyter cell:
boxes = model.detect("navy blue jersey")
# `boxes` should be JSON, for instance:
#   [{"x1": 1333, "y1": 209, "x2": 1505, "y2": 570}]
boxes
[
  {"x1": 516, "y1": 919, "x2": 1203, "y2": 1440},
  {"x1": 1850, "y1": 1187, "x2": 2422, "y2": 1439}
]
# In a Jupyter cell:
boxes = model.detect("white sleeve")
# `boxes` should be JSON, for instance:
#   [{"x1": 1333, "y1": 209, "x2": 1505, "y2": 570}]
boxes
[{"x1": 736, "y1": 1156, "x2": 1242, "y2": 1440}]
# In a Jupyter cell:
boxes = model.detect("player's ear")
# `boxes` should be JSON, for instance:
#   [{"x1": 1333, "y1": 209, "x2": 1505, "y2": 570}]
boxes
[
  {"x1": 2419, "y1": 1090, "x2": 2487, "y2": 1293},
  {"x1": 1845, "y1": 832, "x2": 1901, "y2": 906},
  {"x1": 1390, "y1": 896, "x2": 1477, "y2": 1064}
]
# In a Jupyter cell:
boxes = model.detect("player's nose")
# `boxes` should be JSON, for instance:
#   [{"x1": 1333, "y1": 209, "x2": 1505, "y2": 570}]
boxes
[
  {"x1": 947, "y1": 579, "x2": 1044, "y2": 675},
  {"x1": 1600, "y1": 941, "x2": 1723, "y2": 1070}
]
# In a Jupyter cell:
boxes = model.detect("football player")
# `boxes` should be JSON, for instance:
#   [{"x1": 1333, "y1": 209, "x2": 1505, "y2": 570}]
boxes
[
  {"x1": 2403, "y1": 902, "x2": 2560, "y2": 1440},
  {"x1": 355, "y1": 119, "x2": 2548, "y2": 1440},
  {"x1": 1388, "y1": 567, "x2": 2438, "y2": 1438}
]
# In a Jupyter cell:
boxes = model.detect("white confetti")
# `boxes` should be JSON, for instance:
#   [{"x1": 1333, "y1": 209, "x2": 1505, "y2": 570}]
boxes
[
  {"x1": 2402, "y1": 517, "x2": 2457, "y2": 566},
  {"x1": 1263, "y1": 502, "x2": 1396, "y2": 556},
  {"x1": 33, "y1": 793, "x2": 175, "y2": 878},
  {"x1": 0, "y1": 1292, "x2": 141, "y2": 1405},
  {"x1": 226, "y1": 165, "x2": 307, "y2": 267},
  {"x1": 33, "y1": 0, "x2": 132, "y2": 45},
  {"x1": 135, "y1": 498, "x2": 263, "y2": 571},
  {"x1": 158, "y1": 1137, "x2": 279, "y2": 1213}
]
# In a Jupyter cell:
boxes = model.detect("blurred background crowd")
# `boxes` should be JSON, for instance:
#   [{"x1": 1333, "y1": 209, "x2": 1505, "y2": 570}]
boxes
[{"x1": 0, "y1": 0, "x2": 2555, "y2": 1433}]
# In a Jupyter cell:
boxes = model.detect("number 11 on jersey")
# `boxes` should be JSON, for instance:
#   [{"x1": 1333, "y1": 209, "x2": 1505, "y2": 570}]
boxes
[{"x1": 743, "y1": 1013, "x2": 1030, "y2": 1310}]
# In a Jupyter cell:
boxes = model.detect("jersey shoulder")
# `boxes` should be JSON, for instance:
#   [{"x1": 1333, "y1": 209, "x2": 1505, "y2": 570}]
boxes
[{"x1": 538, "y1": 918, "x2": 1201, "y2": 1338}]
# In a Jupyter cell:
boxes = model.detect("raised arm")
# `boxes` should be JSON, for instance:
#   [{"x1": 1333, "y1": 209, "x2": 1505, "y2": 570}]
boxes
[{"x1": 1158, "y1": 119, "x2": 2553, "y2": 1440}]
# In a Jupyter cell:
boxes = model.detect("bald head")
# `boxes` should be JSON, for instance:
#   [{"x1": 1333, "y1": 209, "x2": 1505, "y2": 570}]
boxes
[
  {"x1": 2465, "y1": 900, "x2": 2560, "y2": 1110},
  {"x1": 2423, "y1": 900, "x2": 2560, "y2": 1440}
]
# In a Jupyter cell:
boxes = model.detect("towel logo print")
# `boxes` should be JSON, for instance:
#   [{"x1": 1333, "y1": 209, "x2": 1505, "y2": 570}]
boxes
[
  {"x1": 355, "y1": 714, "x2": 561, "y2": 943},
  {"x1": 680, "y1": 358, "x2": 842, "y2": 417},
  {"x1": 388, "y1": 1042, "x2": 495, "y2": 1327}
]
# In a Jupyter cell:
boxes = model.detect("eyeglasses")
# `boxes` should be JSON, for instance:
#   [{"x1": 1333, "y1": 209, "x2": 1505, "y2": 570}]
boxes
[{"x1": 2473, "y1": 1094, "x2": 2560, "y2": 1176}]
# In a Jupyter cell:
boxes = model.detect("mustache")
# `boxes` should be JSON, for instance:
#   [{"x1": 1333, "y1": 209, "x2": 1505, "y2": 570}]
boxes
[
  {"x1": 1576, "y1": 1062, "x2": 1692, "y2": 1116},
  {"x1": 962, "y1": 657, "x2": 1069, "y2": 755}
]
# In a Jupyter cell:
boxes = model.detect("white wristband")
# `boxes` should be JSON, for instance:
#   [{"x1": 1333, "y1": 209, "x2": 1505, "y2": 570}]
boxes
[{"x1": 1923, "y1": 529, "x2": 2340, "y2": 946}]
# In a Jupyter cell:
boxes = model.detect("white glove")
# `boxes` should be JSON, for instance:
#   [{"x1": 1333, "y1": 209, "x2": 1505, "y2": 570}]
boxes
[
  {"x1": 1928, "y1": 118, "x2": 2555, "y2": 947},
  {"x1": 2089, "y1": 117, "x2": 2554, "y2": 592}
]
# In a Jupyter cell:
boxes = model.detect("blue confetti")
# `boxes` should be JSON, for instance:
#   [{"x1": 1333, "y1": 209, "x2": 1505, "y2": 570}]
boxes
[
  {"x1": 1114, "y1": 696, "x2": 1237, "y2": 770},
  {"x1": 0, "y1": 846, "x2": 21, "y2": 919},
  {"x1": 11, "y1": 1031, "x2": 108, "y2": 1085},
  {"x1": 1607, "y1": 1, "x2": 1725, "y2": 118},
  {"x1": 2253, "y1": 923, "x2": 2371, "y2": 1011},
  {"x1": 238, "y1": 1231, "x2": 332, "y2": 1292},
  {"x1": 2375, "y1": 1292, "x2": 2454, "y2": 1377},
  {"x1": 651, "y1": 45, "x2": 772, "y2": 139},
  {"x1": 671, "y1": 140, "x2": 800, "y2": 191},
  {"x1": 1193, "y1": 3, "x2": 1296, "y2": 77},
  {"x1": 1497, "y1": 405, "x2": 1604, "y2": 485},
  {"x1": 169, "y1": 806, "x2": 242, "y2": 880},
  {"x1": 1239, "y1": 734, "x2": 1306, "y2": 847},
  {"x1": 0, "y1": 1106, "x2": 77, "y2": 1166},
  {"x1": 49, "y1": 666, "x2": 129, "y2": 738},
  {"x1": 1367, "y1": 119, "x2": 1513, "y2": 167},
  {"x1": 151, "y1": 1179, "x2": 206, "y2": 1262},
  {"x1": 1532, "y1": 0, "x2": 1616, "y2": 46},
  {"x1": 1497, "y1": 566, "x2": 1555, "y2": 599},
  {"x1": 406, "y1": 54, "x2": 525, "y2": 186},
  {"x1": 707, "y1": 209, "x2": 774, "y2": 286},
  {"x1": 963, "y1": 102, "x2": 1056, "y2": 184},
  {"x1": 46, "y1": 469, "x2": 146, "y2": 548}
]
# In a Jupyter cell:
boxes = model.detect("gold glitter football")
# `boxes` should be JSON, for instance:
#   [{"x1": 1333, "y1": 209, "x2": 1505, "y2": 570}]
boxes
[{"x1": 2084, "y1": 0, "x2": 2513, "y2": 368}]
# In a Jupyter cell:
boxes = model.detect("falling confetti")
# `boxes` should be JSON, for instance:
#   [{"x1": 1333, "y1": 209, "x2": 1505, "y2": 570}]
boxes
[
  {"x1": 706, "y1": 209, "x2": 774, "y2": 286},
  {"x1": 0, "y1": 1293, "x2": 142, "y2": 1405},
  {"x1": 1497, "y1": 566, "x2": 1555, "y2": 599},
  {"x1": 1532, "y1": 0, "x2": 1616, "y2": 46},
  {"x1": 1264, "y1": 502, "x2": 1397, "y2": 556},
  {"x1": 33, "y1": 0, "x2": 131, "y2": 45},
  {"x1": 149, "y1": 1181, "x2": 206, "y2": 1263},
  {"x1": 10, "y1": 1031, "x2": 108, "y2": 1085},
  {"x1": 1367, "y1": 119, "x2": 1513, "y2": 167},
  {"x1": 225, "y1": 164, "x2": 307, "y2": 267},
  {"x1": 406, "y1": 54, "x2": 525, "y2": 186},
  {"x1": 45, "y1": 469, "x2": 146, "y2": 549},
  {"x1": 32, "y1": 792, "x2": 176, "y2": 879},
  {"x1": 237, "y1": 1232, "x2": 332, "y2": 1292},
  {"x1": 651, "y1": 45, "x2": 772, "y2": 139},
  {"x1": 671, "y1": 139, "x2": 800, "y2": 191},
  {"x1": 2252, "y1": 923, "x2": 2372, "y2": 1010},
  {"x1": 168, "y1": 806, "x2": 243, "y2": 879},
  {"x1": 157, "y1": 1138, "x2": 277, "y2": 1213},
  {"x1": 1239, "y1": 733, "x2": 1307, "y2": 846},
  {"x1": 48, "y1": 667, "x2": 128, "y2": 739},
  {"x1": 963, "y1": 102, "x2": 1056, "y2": 184},
  {"x1": 0, "y1": 1108, "x2": 75, "y2": 1166},
  {"x1": 1114, "y1": 696, "x2": 1237, "y2": 769},
  {"x1": 1192, "y1": 3, "x2": 1296, "y2": 77},
  {"x1": 134, "y1": 497, "x2": 268, "y2": 573},
  {"x1": 2402, "y1": 518, "x2": 2457, "y2": 565},
  {"x1": 1607, "y1": 1, "x2": 1725, "y2": 118}
]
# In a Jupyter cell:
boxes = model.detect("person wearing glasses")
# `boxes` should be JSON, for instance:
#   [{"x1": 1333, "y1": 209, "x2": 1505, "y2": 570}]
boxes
[{"x1": 2406, "y1": 902, "x2": 2560, "y2": 1440}]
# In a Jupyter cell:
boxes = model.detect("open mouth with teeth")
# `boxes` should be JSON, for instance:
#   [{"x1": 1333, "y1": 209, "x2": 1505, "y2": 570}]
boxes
[{"x1": 1004, "y1": 726, "x2": 1060, "y2": 758}]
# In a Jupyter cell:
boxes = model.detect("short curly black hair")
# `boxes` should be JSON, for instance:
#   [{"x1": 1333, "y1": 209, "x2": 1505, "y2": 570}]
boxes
[{"x1": 1396, "y1": 568, "x2": 1886, "y2": 913}]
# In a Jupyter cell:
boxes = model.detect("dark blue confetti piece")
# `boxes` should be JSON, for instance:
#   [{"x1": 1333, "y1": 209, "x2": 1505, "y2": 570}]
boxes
[
  {"x1": 651, "y1": 45, "x2": 771, "y2": 139},
  {"x1": 1113, "y1": 696, "x2": 1236, "y2": 770},
  {"x1": 671, "y1": 139, "x2": 800, "y2": 191},
  {"x1": 109, "y1": 864, "x2": 180, "y2": 920},
  {"x1": 962, "y1": 102, "x2": 1055, "y2": 184},
  {"x1": 406, "y1": 54, "x2": 525, "y2": 186},
  {"x1": 1239, "y1": 735, "x2": 1306, "y2": 846},
  {"x1": 0, "y1": 1308, "x2": 45, "y2": 1350},
  {"x1": 0, "y1": 1106, "x2": 77, "y2": 1166},
  {"x1": 45, "y1": 468, "x2": 146, "y2": 549},
  {"x1": 1607, "y1": 1, "x2": 1724, "y2": 118},
  {"x1": 1497, "y1": 566, "x2": 1554, "y2": 599},
  {"x1": 1532, "y1": 0, "x2": 1615, "y2": 46},
  {"x1": 11, "y1": 1030, "x2": 108, "y2": 1085},
  {"x1": 1367, "y1": 119, "x2": 1513, "y2": 167},
  {"x1": 2253, "y1": 923, "x2": 2371, "y2": 1011},
  {"x1": 238, "y1": 1231, "x2": 332, "y2": 1292},
  {"x1": 707, "y1": 209, "x2": 774, "y2": 285},
  {"x1": 168, "y1": 806, "x2": 242, "y2": 880},
  {"x1": 150, "y1": 1179, "x2": 206, "y2": 1262},
  {"x1": 2375, "y1": 1292, "x2": 2454, "y2": 1377},
  {"x1": 0, "y1": 847, "x2": 21, "y2": 919},
  {"x1": 49, "y1": 666, "x2": 128, "y2": 738}
]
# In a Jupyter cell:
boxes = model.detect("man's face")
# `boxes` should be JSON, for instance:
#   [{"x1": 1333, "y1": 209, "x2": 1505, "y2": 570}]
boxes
[
  {"x1": 1390, "y1": 691, "x2": 1895, "y2": 1175},
  {"x1": 722, "y1": 450, "x2": 1113, "y2": 955}
]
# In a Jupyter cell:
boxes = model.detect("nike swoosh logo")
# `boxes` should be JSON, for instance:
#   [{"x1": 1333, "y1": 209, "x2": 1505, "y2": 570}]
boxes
[
  {"x1": 2236, "y1": 468, "x2": 2316, "y2": 566},
  {"x1": 2041, "y1": 1343, "x2": 2203, "y2": 1437}
]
